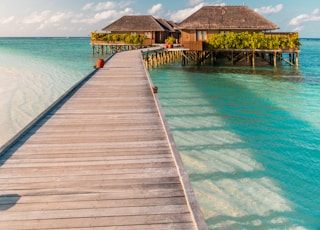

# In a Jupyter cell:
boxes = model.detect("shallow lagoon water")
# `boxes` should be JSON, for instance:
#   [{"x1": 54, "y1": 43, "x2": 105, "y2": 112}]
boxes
[
  {"x1": 0, "y1": 37, "x2": 102, "y2": 145},
  {"x1": 1, "y1": 37, "x2": 320, "y2": 229},
  {"x1": 150, "y1": 39, "x2": 320, "y2": 229}
]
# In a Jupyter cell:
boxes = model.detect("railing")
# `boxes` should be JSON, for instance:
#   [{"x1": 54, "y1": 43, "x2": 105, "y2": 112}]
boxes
[
  {"x1": 181, "y1": 41, "x2": 203, "y2": 51},
  {"x1": 142, "y1": 38, "x2": 155, "y2": 46}
]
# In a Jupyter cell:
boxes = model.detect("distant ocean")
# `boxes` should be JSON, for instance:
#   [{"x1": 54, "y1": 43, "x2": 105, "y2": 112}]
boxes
[{"x1": 0, "y1": 37, "x2": 320, "y2": 229}]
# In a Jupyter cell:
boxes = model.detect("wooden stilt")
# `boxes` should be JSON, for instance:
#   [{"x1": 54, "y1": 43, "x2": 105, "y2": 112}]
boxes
[
  {"x1": 231, "y1": 50, "x2": 234, "y2": 65},
  {"x1": 252, "y1": 50, "x2": 255, "y2": 67}
]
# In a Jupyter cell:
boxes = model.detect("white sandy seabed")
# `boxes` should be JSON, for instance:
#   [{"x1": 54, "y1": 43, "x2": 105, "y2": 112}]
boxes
[{"x1": 0, "y1": 52, "x2": 85, "y2": 147}]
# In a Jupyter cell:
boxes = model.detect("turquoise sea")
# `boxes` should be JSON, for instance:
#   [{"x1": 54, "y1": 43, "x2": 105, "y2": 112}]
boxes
[
  {"x1": 0, "y1": 37, "x2": 320, "y2": 229},
  {"x1": 0, "y1": 37, "x2": 100, "y2": 145}
]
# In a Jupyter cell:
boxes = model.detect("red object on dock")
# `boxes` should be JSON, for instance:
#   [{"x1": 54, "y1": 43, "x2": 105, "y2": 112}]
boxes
[{"x1": 96, "y1": 58, "x2": 104, "y2": 68}]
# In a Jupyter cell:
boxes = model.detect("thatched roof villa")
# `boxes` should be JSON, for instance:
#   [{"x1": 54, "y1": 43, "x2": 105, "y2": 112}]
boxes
[
  {"x1": 178, "y1": 5, "x2": 279, "y2": 32},
  {"x1": 178, "y1": 5, "x2": 280, "y2": 50},
  {"x1": 93, "y1": 5, "x2": 299, "y2": 67},
  {"x1": 102, "y1": 15, "x2": 178, "y2": 45}
]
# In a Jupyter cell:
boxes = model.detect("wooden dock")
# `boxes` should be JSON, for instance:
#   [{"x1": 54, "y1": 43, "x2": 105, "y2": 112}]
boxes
[{"x1": 0, "y1": 50, "x2": 207, "y2": 229}]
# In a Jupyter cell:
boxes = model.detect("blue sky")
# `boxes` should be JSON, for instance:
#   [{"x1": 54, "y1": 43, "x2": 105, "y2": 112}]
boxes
[{"x1": 0, "y1": 0, "x2": 319, "y2": 37}]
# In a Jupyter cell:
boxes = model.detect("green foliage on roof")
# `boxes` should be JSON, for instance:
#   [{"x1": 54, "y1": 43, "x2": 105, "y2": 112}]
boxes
[
  {"x1": 91, "y1": 32, "x2": 145, "y2": 45},
  {"x1": 206, "y1": 32, "x2": 301, "y2": 49}
]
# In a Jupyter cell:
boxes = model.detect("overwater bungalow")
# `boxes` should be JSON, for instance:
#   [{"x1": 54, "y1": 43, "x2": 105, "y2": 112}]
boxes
[
  {"x1": 178, "y1": 5, "x2": 279, "y2": 50},
  {"x1": 177, "y1": 5, "x2": 300, "y2": 66},
  {"x1": 101, "y1": 15, "x2": 178, "y2": 46},
  {"x1": 91, "y1": 15, "x2": 179, "y2": 53},
  {"x1": 91, "y1": 5, "x2": 300, "y2": 67}
]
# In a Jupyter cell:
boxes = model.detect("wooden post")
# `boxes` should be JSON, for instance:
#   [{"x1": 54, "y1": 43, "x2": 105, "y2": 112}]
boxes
[
  {"x1": 289, "y1": 53, "x2": 292, "y2": 63},
  {"x1": 252, "y1": 50, "x2": 255, "y2": 67},
  {"x1": 273, "y1": 52, "x2": 277, "y2": 68},
  {"x1": 182, "y1": 51, "x2": 186, "y2": 66},
  {"x1": 295, "y1": 52, "x2": 299, "y2": 67},
  {"x1": 231, "y1": 50, "x2": 234, "y2": 66},
  {"x1": 269, "y1": 52, "x2": 272, "y2": 64}
]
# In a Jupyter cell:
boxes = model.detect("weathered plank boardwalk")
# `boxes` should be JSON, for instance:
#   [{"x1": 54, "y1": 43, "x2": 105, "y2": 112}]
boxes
[{"x1": 0, "y1": 50, "x2": 207, "y2": 230}]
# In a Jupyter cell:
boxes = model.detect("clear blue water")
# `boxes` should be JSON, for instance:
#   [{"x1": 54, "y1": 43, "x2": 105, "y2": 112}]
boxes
[
  {"x1": 0, "y1": 37, "x2": 107, "y2": 145},
  {"x1": 0, "y1": 37, "x2": 319, "y2": 229},
  {"x1": 150, "y1": 39, "x2": 320, "y2": 229}
]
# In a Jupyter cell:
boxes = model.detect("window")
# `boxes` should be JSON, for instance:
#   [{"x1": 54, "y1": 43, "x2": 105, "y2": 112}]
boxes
[
  {"x1": 145, "y1": 32, "x2": 151, "y2": 38},
  {"x1": 197, "y1": 31, "x2": 207, "y2": 41}
]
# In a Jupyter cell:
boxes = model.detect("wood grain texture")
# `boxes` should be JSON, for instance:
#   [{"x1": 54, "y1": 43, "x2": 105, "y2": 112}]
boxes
[{"x1": 0, "y1": 50, "x2": 207, "y2": 230}]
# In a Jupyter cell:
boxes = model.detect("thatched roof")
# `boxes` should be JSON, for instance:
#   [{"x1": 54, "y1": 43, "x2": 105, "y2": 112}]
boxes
[
  {"x1": 156, "y1": 18, "x2": 176, "y2": 32},
  {"x1": 178, "y1": 6, "x2": 279, "y2": 31},
  {"x1": 102, "y1": 15, "x2": 171, "y2": 32}
]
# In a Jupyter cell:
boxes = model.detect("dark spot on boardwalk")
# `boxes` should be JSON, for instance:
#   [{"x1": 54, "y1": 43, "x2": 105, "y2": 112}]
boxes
[{"x1": 0, "y1": 194, "x2": 20, "y2": 211}]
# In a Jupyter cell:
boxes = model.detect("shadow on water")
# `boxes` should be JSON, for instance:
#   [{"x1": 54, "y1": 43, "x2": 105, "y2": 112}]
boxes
[
  {"x1": 151, "y1": 64, "x2": 320, "y2": 229},
  {"x1": 0, "y1": 194, "x2": 21, "y2": 211},
  {"x1": 172, "y1": 64, "x2": 304, "y2": 82},
  {"x1": 190, "y1": 67, "x2": 320, "y2": 227}
]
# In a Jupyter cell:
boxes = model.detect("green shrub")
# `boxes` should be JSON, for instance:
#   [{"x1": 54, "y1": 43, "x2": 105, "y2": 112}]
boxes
[
  {"x1": 91, "y1": 32, "x2": 145, "y2": 45},
  {"x1": 206, "y1": 32, "x2": 301, "y2": 50}
]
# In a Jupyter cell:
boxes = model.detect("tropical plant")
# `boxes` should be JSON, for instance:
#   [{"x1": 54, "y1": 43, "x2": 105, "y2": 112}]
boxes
[
  {"x1": 91, "y1": 32, "x2": 145, "y2": 45},
  {"x1": 206, "y1": 32, "x2": 301, "y2": 50},
  {"x1": 165, "y1": 36, "x2": 176, "y2": 44}
]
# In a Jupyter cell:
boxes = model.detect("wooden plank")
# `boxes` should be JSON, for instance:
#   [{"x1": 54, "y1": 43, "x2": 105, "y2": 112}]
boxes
[
  {"x1": 0, "y1": 204, "x2": 190, "y2": 221},
  {"x1": 0, "y1": 50, "x2": 206, "y2": 230},
  {"x1": 0, "y1": 165, "x2": 176, "y2": 179},
  {"x1": 0, "y1": 189, "x2": 185, "y2": 204},
  {"x1": 1, "y1": 153, "x2": 172, "y2": 164},
  {"x1": 2, "y1": 197, "x2": 187, "y2": 212},
  {"x1": 1, "y1": 169, "x2": 179, "y2": 186},
  {"x1": 1, "y1": 215, "x2": 194, "y2": 230},
  {"x1": 1, "y1": 177, "x2": 181, "y2": 191}
]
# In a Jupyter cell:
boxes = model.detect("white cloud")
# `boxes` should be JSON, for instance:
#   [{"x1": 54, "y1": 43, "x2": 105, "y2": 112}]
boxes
[
  {"x1": 169, "y1": 3, "x2": 204, "y2": 22},
  {"x1": 189, "y1": 0, "x2": 203, "y2": 6},
  {"x1": 50, "y1": 12, "x2": 73, "y2": 23},
  {"x1": 22, "y1": 10, "x2": 75, "y2": 30},
  {"x1": 254, "y1": 4, "x2": 283, "y2": 14},
  {"x1": 95, "y1": 2, "x2": 117, "y2": 11},
  {"x1": 293, "y1": 26, "x2": 303, "y2": 32},
  {"x1": 148, "y1": 4, "x2": 162, "y2": 15},
  {"x1": 37, "y1": 23, "x2": 46, "y2": 30},
  {"x1": 77, "y1": 1, "x2": 135, "y2": 24},
  {"x1": 82, "y1": 1, "x2": 132, "y2": 12},
  {"x1": 313, "y1": 9, "x2": 320, "y2": 14},
  {"x1": 23, "y1": 10, "x2": 51, "y2": 24},
  {"x1": 83, "y1": 3, "x2": 94, "y2": 11},
  {"x1": 1, "y1": 16, "x2": 15, "y2": 24},
  {"x1": 78, "y1": 7, "x2": 134, "y2": 24},
  {"x1": 290, "y1": 8, "x2": 320, "y2": 25},
  {"x1": 93, "y1": 10, "x2": 118, "y2": 22},
  {"x1": 20, "y1": 1, "x2": 135, "y2": 30}
]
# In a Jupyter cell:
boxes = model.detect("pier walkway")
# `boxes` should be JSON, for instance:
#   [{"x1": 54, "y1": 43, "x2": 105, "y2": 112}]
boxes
[{"x1": 0, "y1": 50, "x2": 207, "y2": 229}]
